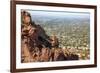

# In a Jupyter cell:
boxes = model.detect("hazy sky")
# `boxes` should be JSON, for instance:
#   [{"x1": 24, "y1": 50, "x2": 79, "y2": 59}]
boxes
[{"x1": 25, "y1": 10, "x2": 90, "y2": 19}]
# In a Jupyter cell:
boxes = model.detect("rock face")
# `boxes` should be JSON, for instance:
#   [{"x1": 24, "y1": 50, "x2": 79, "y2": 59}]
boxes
[{"x1": 21, "y1": 47, "x2": 79, "y2": 63}]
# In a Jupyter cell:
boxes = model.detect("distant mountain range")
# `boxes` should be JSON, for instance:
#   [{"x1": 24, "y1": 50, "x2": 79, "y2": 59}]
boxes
[{"x1": 31, "y1": 14, "x2": 90, "y2": 26}]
